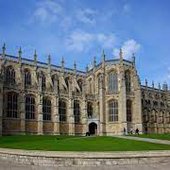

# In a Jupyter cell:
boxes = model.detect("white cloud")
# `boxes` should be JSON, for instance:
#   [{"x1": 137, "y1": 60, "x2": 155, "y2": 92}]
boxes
[
  {"x1": 32, "y1": 0, "x2": 63, "y2": 23},
  {"x1": 97, "y1": 34, "x2": 116, "y2": 49},
  {"x1": 76, "y1": 8, "x2": 96, "y2": 24},
  {"x1": 60, "y1": 16, "x2": 72, "y2": 30},
  {"x1": 66, "y1": 31, "x2": 117, "y2": 52},
  {"x1": 113, "y1": 39, "x2": 141, "y2": 59},
  {"x1": 66, "y1": 30, "x2": 94, "y2": 52}
]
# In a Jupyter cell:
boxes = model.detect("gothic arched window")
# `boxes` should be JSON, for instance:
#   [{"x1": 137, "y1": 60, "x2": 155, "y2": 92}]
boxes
[
  {"x1": 125, "y1": 71, "x2": 131, "y2": 93},
  {"x1": 24, "y1": 69, "x2": 31, "y2": 86},
  {"x1": 108, "y1": 71, "x2": 118, "y2": 93},
  {"x1": 126, "y1": 100, "x2": 132, "y2": 122},
  {"x1": 74, "y1": 100, "x2": 80, "y2": 123},
  {"x1": 25, "y1": 95, "x2": 35, "y2": 119},
  {"x1": 59, "y1": 100, "x2": 67, "y2": 122},
  {"x1": 108, "y1": 100, "x2": 118, "y2": 121},
  {"x1": 5, "y1": 66, "x2": 15, "y2": 84},
  {"x1": 43, "y1": 97, "x2": 51, "y2": 120},
  {"x1": 7, "y1": 92, "x2": 18, "y2": 118},
  {"x1": 87, "y1": 102, "x2": 93, "y2": 118}
]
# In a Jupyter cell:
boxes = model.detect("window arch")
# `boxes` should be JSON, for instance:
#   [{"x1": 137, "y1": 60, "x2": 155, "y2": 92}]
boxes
[
  {"x1": 5, "y1": 66, "x2": 15, "y2": 84},
  {"x1": 143, "y1": 109, "x2": 149, "y2": 123},
  {"x1": 43, "y1": 97, "x2": 51, "y2": 120},
  {"x1": 126, "y1": 100, "x2": 132, "y2": 122},
  {"x1": 108, "y1": 100, "x2": 118, "y2": 121},
  {"x1": 59, "y1": 100, "x2": 67, "y2": 122},
  {"x1": 125, "y1": 71, "x2": 131, "y2": 93},
  {"x1": 25, "y1": 95, "x2": 35, "y2": 119},
  {"x1": 87, "y1": 102, "x2": 93, "y2": 118},
  {"x1": 24, "y1": 69, "x2": 32, "y2": 86},
  {"x1": 108, "y1": 71, "x2": 118, "y2": 93},
  {"x1": 7, "y1": 92, "x2": 18, "y2": 118},
  {"x1": 74, "y1": 100, "x2": 80, "y2": 123}
]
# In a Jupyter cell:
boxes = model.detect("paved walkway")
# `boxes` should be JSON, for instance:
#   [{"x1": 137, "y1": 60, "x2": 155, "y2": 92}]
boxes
[
  {"x1": 0, "y1": 159, "x2": 170, "y2": 170},
  {"x1": 114, "y1": 135, "x2": 170, "y2": 145}
]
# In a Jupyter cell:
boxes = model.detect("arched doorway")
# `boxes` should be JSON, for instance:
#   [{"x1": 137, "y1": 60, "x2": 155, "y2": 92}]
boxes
[{"x1": 89, "y1": 122, "x2": 97, "y2": 135}]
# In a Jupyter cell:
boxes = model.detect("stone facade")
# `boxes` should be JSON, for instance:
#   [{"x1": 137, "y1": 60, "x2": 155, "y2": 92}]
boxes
[{"x1": 0, "y1": 45, "x2": 169, "y2": 135}]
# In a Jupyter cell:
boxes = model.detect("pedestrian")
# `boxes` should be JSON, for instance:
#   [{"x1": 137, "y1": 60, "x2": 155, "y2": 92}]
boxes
[
  {"x1": 135, "y1": 128, "x2": 139, "y2": 135},
  {"x1": 123, "y1": 128, "x2": 126, "y2": 135}
]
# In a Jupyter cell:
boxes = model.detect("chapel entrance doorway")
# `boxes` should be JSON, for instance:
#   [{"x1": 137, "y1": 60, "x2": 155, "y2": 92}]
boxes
[{"x1": 89, "y1": 122, "x2": 97, "y2": 135}]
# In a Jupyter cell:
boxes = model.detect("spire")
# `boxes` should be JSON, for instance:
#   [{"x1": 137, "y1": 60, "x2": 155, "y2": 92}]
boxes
[
  {"x1": 74, "y1": 61, "x2": 76, "y2": 74},
  {"x1": 145, "y1": 79, "x2": 148, "y2": 87},
  {"x1": 34, "y1": 50, "x2": 37, "y2": 64},
  {"x1": 132, "y1": 53, "x2": 135, "y2": 65},
  {"x1": 61, "y1": 56, "x2": 64, "y2": 72},
  {"x1": 93, "y1": 56, "x2": 96, "y2": 67},
  {"x1": 18, "y1": 47, "x2": 22, "y2": 63},
  {"x1": 152, "y1": 81, "x2": 154, "y2": 88},
  {"x1": 158, "y1": 83, "x2": 161, "y2": 90},
  {"x1": 2, "y1": 43, "x2": 6, "y2": 57},
  {"x1": 119, "y1": 48, "x2": 123, "y2": 61},
  {"x1": 162, "y1": 81, "x2": 168, "y2": 91},
  {"x1": 47, "y1": 54, "x2": 51, "y2": 73},
  {"x1": 48, "y1": 54, "x2": 51, "y2": 65},
  {"x1": 102, "y1": 50, "x2": 105, "y2": 62}
]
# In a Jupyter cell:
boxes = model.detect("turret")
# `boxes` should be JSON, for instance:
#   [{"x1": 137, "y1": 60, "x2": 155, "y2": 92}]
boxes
[
  {"x1": 18, "y1": 47, "x2": 22, "y2": 64},
  {"x1": 93, "y1": 56, "x2": 96, "y2": 68},
  {"x1": 74, "y1": 61, "x2": 76, "y2": 74},
  {"x1": 101, "y1": 50, "x2": 105, "y2": 69},
  {"x1": 2, "y1": 43, "x2": 6, "y2": 59},
  {"x1": 145, "y1": 79, "x2": 148, "y2": 87},
  {"x1": 61, "y1": 56, "x2": 64, "y2": 73},
  {"x1": 34, "y1": 50, "x2": 37, "y2": 66},
  {"x1": 119, "y1": 48, "x2": 123, "y2": 63},
  {"x1": 162, "y1": 82, "x2": 168, "y2": 91},
  {"x1": 152, "y1": 81, "x2": 154, "y2": 88},
  {"x1": 132, "y1": 53, "x2": 135, "y2": 66}
]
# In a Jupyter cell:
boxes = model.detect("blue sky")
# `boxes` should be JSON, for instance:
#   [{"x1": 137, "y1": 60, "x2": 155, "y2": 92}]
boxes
[{"x1": 0, "y1": 0, "x2": 170, "y2": 87}]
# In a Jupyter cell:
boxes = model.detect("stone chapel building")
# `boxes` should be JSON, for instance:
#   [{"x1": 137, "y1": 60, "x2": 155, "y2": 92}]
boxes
[{"x1": 0, "y1": 44, "x2": 170, "y2": 135}]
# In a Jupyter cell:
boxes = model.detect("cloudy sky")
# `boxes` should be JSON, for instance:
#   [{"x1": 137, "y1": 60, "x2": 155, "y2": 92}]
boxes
[{"x1": 0, "y1": 0, "x2": 170, "y2": 86}]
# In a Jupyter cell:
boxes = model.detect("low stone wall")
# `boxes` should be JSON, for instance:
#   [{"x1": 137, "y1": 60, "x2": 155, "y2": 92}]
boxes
[{"x1": 0, "y1": 148, "x2": 170, "y2": 167}]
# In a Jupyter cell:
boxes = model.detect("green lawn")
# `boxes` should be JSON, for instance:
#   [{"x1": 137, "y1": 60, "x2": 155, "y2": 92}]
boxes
[
  {"x1": 0, "y1": 135, "x2": 170, "y2": 151},
  {"x1": 130, "y1": 134, "x2": 170, "y2": 141}
]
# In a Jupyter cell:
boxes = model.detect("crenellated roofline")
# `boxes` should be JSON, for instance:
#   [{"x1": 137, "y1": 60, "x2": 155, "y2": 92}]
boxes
[{"x1": 0, "y1": 53, "x2": 86, "y2": 76}]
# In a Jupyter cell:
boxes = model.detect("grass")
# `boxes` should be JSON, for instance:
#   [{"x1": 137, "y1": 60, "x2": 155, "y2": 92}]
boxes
[
  {"x1": 130, "y1": 134, "x2": 170, "y2": 141},
  {"x1": 0, "y1": 135, "x2": 170, "y2": 151}
]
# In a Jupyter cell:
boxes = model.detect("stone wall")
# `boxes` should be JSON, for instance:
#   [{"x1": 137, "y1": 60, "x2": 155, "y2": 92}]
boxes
[{"x1": 0, "y1": 149, "x2": 170, "y2": 167}]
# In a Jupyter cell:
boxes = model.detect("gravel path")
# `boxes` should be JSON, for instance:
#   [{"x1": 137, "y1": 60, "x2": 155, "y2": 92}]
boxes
[{"x1": 114, "y1": 135, "x2": 170, "y2": 145}]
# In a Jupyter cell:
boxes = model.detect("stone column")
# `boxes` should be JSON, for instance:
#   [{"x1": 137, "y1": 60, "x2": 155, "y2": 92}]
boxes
[
  {"x1": 19, "y1": 93, "x2": 25, "y2": 134},
  {"x1": 118, "y1": 66, "x2": 127, "y2": 134},
  {"x1": 99, "y1": 73, "x2": 105, "y2": 135},
  {"x1": 68, "y1": 98, "x2": 75, "y2": 135},
  {"x1": 0, "y1": 84, "x2": 3, "y2": 135},
  {"x1": 81, "y1": 99, "x2": 87, "y2": 135},
  {"x1": 133, "y1": 74, "x2": 143, "y2": 133},
  {"x1": 37, "y1": 94, "x2": 43, "y2": 134},
  {"x1": 52, "y1": 96, "x2": 59, "y2": 135}
]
